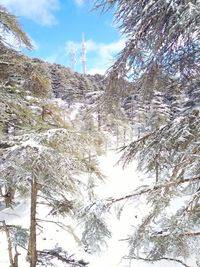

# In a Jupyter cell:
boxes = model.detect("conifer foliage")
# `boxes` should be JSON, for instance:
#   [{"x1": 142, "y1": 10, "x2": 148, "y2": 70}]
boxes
[
  {"x1": 0, "y1": 4, "x2": 32, "y2": 49},
  {"x1": 95, "y1": 0, "x2": 200, "y2": 266},
  {"x1": 0, "y1": 5, "x2": 105, "y2": 267}
]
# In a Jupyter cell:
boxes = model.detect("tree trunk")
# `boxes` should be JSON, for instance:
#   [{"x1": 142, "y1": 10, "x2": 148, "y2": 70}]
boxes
[
  {"x1": 4, "y1": 186, "x2": 15, "y2": 208},
  {"x1": 97, "y1": 102, "x2": 102, "y2": 147},
  {"x1": 97, "y1": 103, "x2": 101, "y2": 132},
  {"x1": 13, "y1": 246, "x2": 20, "y2": 267},
  {"x1": 138, "y1": 113, "x2": 141, "y2": 139},
  {"x1": 116, "y1": 125, "x2": 119, "y2": 149},
  {"x1": 155, "y1": 157, "x2": 159, "y2": 183},
  {"x1": 27, "y1": 176, "x2": 38, "y2": 267},
  {"x1": 2, "y1": 220, "x2": 15, "y2": 267},
  {"x1": 123, "y1": 127, "x2": 126, "y2": 146},
  {"x1": 155, "y1": 150, "x2": 160, "y2": 183}
]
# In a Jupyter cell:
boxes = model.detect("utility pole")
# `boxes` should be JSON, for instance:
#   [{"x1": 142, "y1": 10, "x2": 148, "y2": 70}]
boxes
[{"x1": 81, "y1": 32, "x2": 86, "y2": 75}]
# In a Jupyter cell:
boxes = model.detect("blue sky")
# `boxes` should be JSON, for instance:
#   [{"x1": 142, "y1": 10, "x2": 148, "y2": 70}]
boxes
[{"x1": 1, "y1": 0, "x2": 125, "y2": 74}]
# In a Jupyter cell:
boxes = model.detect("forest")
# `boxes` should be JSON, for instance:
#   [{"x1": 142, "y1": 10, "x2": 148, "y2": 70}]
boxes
[{"x1": 0, "y1": 1, "x2": 200, "y2": 267}]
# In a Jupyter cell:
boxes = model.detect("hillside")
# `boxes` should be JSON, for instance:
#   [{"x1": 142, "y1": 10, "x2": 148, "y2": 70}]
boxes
[
  {"x1": 0, "y1": 41, "x2": 135, "y2": 267},
  {"x1": 1, "y1": 2, "x2": 200, "y2": 266}
]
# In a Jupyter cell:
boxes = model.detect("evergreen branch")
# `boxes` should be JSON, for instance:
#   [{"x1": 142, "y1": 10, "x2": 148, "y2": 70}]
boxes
[
  {"x1": 36, "y1": 218, "x2": 67, "y2": 230},
  {"x1": 36, "y1": 218, "x2": 81, "y2": 244},
  {"x1": 107, "y1": 176, "x2": 200, "y2": 206},
  {"x1": 125, "y1": 255, "x2": 192, "y2": 267},
  {"x1": 37, "y1": 249, "x2": 89, "y2": 267},
  {"x1": 153, "y1": 231, "x2": 200, "y2": 239},
  {"x1": 180, "y1": 192, "x2": 200, "y2": 216},
  {"x1": 0, "y1": 5, "x2": 33, "y2": 49},
  {"x1": 0, "y1": 222, "x2": 22, "y2": 229},
  {"x1": 119, "y1": 123, "x2": 170, "y2": 166}
]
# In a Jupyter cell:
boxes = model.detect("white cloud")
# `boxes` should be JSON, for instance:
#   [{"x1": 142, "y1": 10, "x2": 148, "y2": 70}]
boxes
[
  {"x1": 65, "y1": 38, "x2": 125, "y2": 74},
  {"x1": 74, "y1": 0, "x2": 85, "y2": 6},
  {"x1": 0, "y1": 0, "x2": 60, "y2": 26}
]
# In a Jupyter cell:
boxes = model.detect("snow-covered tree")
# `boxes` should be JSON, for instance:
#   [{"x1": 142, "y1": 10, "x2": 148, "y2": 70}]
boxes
[
  {"x1": 94, "y1": 0, "x2": 200, "y2": 266},
  {"x1": 0, "y1": 7, "x2": 104, "y2": 264},
  {"x1": 0, "y1": 4, "x2": 32, "y2": 49}
]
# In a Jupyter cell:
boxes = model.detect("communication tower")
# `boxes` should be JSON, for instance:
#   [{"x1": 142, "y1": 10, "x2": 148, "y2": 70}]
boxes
[
  {"x1": 81, "y1": 32, "x2": 86, "y2": 75},
  {"x1": 69, "y1": 44, "x2": 77, "y2": 71}
]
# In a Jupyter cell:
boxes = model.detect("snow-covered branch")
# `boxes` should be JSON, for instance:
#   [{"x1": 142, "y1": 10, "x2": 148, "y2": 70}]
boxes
[
  {"x1": 107, "y1": 175, "x2": 200, "y2": 206},
  {"x1": 125, "y1": 255, "x2": 193, "y2": 267}
]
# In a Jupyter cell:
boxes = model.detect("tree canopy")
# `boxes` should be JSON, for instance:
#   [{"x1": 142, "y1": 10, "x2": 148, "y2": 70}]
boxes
[
  {"x1": 94, "y1": 1, "x2": 200, "y2": 266},
  {"x1": 0, "y1": 4, "x2": 32, "y2": 49}
]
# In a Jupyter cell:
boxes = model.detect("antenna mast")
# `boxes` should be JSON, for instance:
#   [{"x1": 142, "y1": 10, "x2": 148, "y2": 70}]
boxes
[
  {"x1": 81, "y1": 32, "x2": 86, "y2": 75},
  {"x1": 69, "y1": 44, "x2": 77, "y2": 71}
]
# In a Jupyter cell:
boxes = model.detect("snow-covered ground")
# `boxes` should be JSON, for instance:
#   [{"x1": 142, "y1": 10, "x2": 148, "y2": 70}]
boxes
[{"x1": 0, "y1": 151, "x2": 182, "y2": 267}]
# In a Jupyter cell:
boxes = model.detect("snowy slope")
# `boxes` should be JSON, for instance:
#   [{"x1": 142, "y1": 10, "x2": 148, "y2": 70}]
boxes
[
  {"x1": 89, "y1": 152, "x2": 183, "y2": 267},
  {"x1": 0, "y1": 151, "x2": 184, "y2": 267}
]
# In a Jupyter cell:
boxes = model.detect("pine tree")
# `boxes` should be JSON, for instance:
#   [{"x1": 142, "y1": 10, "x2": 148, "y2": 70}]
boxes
[
  {"x1": 0, "y1": 4, "x2": 32, "y2": 49},
  {"x1": 94, "y1": 0, "x2": 200, "y2": 266},
  {"x1": 0, "y1": 68, "x2": 104, "y2": 267},
  {"x1": 0, "y1": 6, "x2": 104, "y2": 264}
]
